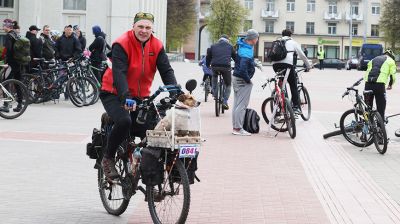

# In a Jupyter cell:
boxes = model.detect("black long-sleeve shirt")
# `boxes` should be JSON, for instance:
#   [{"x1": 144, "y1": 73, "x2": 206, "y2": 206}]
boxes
[{"x1": 112, "y1": 43, "x2": 177, "y2": 99}]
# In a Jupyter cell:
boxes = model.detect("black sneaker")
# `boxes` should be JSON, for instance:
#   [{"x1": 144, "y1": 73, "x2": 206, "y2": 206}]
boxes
[
  {"x1": 13, "y1": 104, "x2": 23, "y2": 112},
  {"x1": 101, "y1": 157, "x2": 119, "y2": 179},
  {"x1": 0, "y1": 105, "x2": 9, "y2": 113}
]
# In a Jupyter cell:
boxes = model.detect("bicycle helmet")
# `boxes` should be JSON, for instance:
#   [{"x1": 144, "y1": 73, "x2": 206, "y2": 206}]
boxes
[{"x1": 384, "y1": 48, "x2": 395, "y2": 60}]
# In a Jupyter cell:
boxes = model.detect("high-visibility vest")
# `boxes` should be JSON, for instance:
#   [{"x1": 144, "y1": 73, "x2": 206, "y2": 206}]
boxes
[{"x1": 318, "y1": 50, "x2": 325, "y2": 60}]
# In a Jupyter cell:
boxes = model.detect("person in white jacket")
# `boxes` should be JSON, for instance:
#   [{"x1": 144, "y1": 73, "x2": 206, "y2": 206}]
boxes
[{"x1": 272, "y1": 29, "x2": 311, "y2": 115}]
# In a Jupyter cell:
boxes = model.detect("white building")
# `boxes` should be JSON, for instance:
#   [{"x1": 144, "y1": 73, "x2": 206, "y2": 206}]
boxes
[{"x1": 0, "y1": 0, "x2": 167, "y2": 47}]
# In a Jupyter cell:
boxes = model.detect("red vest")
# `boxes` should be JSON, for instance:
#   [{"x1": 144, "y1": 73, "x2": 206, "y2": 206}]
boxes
[{"x1": 101, "y1": 31, "x2": 163, "y2": 98}]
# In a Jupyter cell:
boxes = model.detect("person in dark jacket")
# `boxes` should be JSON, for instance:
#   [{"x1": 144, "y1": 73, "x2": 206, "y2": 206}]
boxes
[
  {"x1": 40, "y1": 25, "x2": 55, "y2": 61},
  {"x1": 231, "y1": 29, "x2": 259, "y2": 136},
  {"x1": 55, "y1": 25, "x2": 82, "y2": 61},
  {"x1": 73, "y1": 25, "x2": 86, "y2": 51},
  {"x1": 100, "y1": 12, "x2": 177, "y2": 179},
  {"x1": 89, "y1": 25, "x2": 109, "y2": 82},
  {"x1": 0, "y1": 19, "x2": 23, "y2": 112},
  {"x1": 26, "y1": 25, "x2": 43, "y2": 72},
  {"x1": 206, "y1": 34, "x2": 236, "y2": 110}
]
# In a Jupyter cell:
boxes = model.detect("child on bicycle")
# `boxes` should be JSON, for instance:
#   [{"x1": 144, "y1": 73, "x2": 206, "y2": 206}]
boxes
[{"x1": 198, "y1": 54, "x2": 212, "y2": 87}]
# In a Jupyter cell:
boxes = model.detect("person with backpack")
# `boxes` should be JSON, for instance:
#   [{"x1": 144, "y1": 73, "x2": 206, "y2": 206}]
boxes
[
  {"x1": 206, "y1": 34, "x2": 237, "y2": 110},
  {"x1": 231, "y1": 29, "x2": 259, "y2": 136},
  {"x1": 40, "y1": 25, "x2": 56, "y2": 61},
  {"x1": 55, "y1": 25, "x2": 82, "y2": 61},
  {"x1": 0, "y1": 19, "x2": 26, "y2": 113},
  {"x1": 26, "y1": 25, "x2": 43, "y2": 72},
  {"x1": 89, "y1": 25, "x2": 109, "y2": 82},
  {"x1": 198, "y1": 53, "x2": 212, "y2": 87},
  {"x1": 271, "y1": 29, "x2": 311, "y2": 115}
]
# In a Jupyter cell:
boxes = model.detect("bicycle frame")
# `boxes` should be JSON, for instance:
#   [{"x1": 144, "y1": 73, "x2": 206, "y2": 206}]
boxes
[
  {"x1": 0, "y1": 83, "x2": 14, "y2": 102},
  {"x1": 267, "y1": 69, "x2": 291, "y2": 130}
]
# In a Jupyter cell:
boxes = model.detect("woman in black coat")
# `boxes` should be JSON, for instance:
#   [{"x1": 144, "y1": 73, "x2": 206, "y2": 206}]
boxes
[{"x1": 88, "y1": 25, "x2": 110, "y2": 82}]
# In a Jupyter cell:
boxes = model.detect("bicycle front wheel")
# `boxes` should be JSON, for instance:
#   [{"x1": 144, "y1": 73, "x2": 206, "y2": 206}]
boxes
[
  {"x1": 261, "y1": 96, "x2": 288, "y2": 132},
  {"x1": 370, "y1": 112, "x2": 388, "y2": 154},
  {"x1": 147, "y1": 158, "x2": 190, "y2": 224},
  {"x1": 298, "y1": 86, "x2": 311, "y2": 121},
  {"x1": 0, "y1": 79, "x2": 29, "y2": 119},
  {"x1": 340, "y1": 109, "x2": 374, "y2": 147}
]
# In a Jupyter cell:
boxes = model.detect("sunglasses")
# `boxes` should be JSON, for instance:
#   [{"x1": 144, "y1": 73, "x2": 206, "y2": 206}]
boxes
[{"x1": 134, "y1": 12, "x2": 154, "y2": 23}]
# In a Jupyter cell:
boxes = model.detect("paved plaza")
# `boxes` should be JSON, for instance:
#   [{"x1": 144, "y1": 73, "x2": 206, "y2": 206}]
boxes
[{"x1": 2, "y1": 62, "x2": 400, "y2": 223}]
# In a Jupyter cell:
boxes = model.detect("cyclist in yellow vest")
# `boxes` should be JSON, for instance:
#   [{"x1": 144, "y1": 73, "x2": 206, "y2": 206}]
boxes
[
  {"x1": 317, "y1": 46, "x2": 325, "y2": 70},
  {"x1": 364, "y1": 49, "x2": 396, "y2": 120}
]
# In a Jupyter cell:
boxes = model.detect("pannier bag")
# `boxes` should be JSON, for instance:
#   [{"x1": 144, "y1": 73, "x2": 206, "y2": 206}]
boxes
[
  {"x1": 243, "y1": 108, "x2": 260, "y2": 133},
  {"x1": 140, "y1": 147, "x2": 164, "y2": 186},
  {"x1": 86, "y1": 128, "x2": 106, "y2": 159}
]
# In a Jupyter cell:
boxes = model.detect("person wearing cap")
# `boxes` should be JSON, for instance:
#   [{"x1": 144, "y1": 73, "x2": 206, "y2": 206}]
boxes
[
  {"x1": 55, "y1": 25, "x2": 82, "y2": 61},
  {"x1": 73, "y1": 25, "x2": 86, "y2": 51},
  {"x1": 272, "y1": 29, "x2": 311, "y2": 115},
  {"x1": 363, "y1": 49, "x2": 397, "y2": 120},
  {"x1": 0, "y1": 19, "x2": 23, "y2": 112},
  {"x1": 100, "y1": 12, "x2": 177, "y2": 179},
  {"x1": 231, "y1": 29, "x2": 259, "y2": 136},
  {"x1": 206, "y1": 34, "x2": 236, "y2": 110},
  {"x1": 26, "y1": 25, "x2": 43, "y2": 72},
  {"x1": 40, "y1": 25, "x2": 55, "y2": 61},
  {"x1": 89, "y1": 25, "x2": 110, "y2": 81}
]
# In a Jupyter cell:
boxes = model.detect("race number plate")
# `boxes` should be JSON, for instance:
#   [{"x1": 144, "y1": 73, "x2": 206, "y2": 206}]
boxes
[{"x1": 179, "y1": 144, "x2": 199, "y2": 158}]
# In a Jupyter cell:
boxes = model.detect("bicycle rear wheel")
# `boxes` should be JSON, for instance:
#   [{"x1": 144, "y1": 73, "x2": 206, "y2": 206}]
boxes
[
  {"x1": 370, "y1": 112, "x2": 388, "y2": 154},
  {"x1": 220, "y1": 81, "x2": 225, "y2": 114},
  {"x1": 261, "y1": 96, "x2": 288, "y2": 132},
  {"x1": 340, "y1": 109, "x2": 374, "y2": 147},
  {"x1": 147, "y1": 158, "x2": 190, "y2": 224},
  {"x1": 298, "y1": 86, "x2": 311, "y2": 121},
  {"x1": 214, "y1": 80, "x2": 220, "y2": 117},
  {"x1": 0, "y1": 79, "x2": 29, "y2": 119},
  {"x1": 98, "y1": 157, "x2": 130, "y2": 216},
  {"x1": 284, "y1": 98, "x2": 296, "y2": 139}
]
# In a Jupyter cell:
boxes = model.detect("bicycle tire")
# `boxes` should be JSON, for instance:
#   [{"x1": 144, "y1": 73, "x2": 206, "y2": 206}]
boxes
[
  {"x1": 340, "y1": 109, "x2": 374, "y2": 147},
  {"x1": 214, "y1": 80, "x2": 220, "y2": 117},
  {"x1": 370, "y1": 112, "x2": 388, "y2": 154},
  {"x1": 395, "y1": 129, "x2": 400, "y2": 137},
  {"x1": 147, "y1": 158, "x2": 190, "y2": 224},
  {"x1": 98, "y1": 157, "x2": 130, "y2": 216},
  {"x1": 67, "y1": 77, "x2": 84, "y2": 107},
  {"x1": 299, "y1": 86, "x2": 311, "y2": 121},
  {"x1": 220, "y1": 81, "x2": 225, "y2": 114},
  {"x1": 285, "y1": 98, "x2": 296, "y2": 138},
  {"x1": 0, "y1": 79, "x2": 29, "y2": 119},
  {"x1": 67, "y1": 77, "x2": 98, "y2": 107},
  {"x1": 82, "y1": 77, "x2": 100, "y2": 106},
  {"x1": 261, "y1": 96, "x2": 288, "y2": 132}
]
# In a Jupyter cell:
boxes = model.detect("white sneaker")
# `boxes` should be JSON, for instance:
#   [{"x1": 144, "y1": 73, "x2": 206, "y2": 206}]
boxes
[{"x1": 232, "y1": 129, "x2": 251, "y2": 136}]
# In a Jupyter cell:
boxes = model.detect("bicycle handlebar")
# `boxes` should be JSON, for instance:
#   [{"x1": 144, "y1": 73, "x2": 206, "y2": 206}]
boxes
[{"x1": 342, "y1": 78, "x2": 363, "y2": 98}]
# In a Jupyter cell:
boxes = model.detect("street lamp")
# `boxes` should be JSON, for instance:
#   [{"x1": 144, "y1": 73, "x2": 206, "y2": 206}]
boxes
[{"x1": 349, "y1": 1, "x2": 353, "y2": 60}]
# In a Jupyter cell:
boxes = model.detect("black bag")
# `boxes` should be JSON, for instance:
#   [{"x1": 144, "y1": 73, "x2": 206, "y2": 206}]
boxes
[
  {"x1": 140, "y1": 147, "x2": 164, "y2": 186},
  {"x1": 170, "y1": 154, "x2": 200, "y2": 185},
  {"x1": 86, "y1": 128, "x2": 106, "y2": 159},
  {"x1": 267, "y1": 38, "x2": 288, "y2": 61},
  {"x1": 243, "y1": 108, "x2": 260, "y2": 133}
]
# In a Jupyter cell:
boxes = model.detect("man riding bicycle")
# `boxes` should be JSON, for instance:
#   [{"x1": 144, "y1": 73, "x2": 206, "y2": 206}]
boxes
[
  {"x1": 100, "y1": 12, "x2": 177, "y2": 179},
  {"x1": 364, "y1": 48, "x2": 396, "y2": 120},
  {"x1": 206, "y1": 34, "x2": 236, "y2": 110}
]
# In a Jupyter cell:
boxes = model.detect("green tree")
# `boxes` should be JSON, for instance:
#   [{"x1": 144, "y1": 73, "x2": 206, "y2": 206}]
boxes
[
  {"x1": 379, "y1": 0, "x2": 400, "y2": 51},
  {"x1": 206, "y1": 0, "x2": 248, "y2": 43},
  {"x1": 166, "y1": 0, "x2": 196, "y2": 52}
]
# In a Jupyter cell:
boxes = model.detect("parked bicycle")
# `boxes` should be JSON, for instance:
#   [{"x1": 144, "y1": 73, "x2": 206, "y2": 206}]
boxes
[
  {"x1": 261, "y1": 69, "x2": 296, "y2": 138},
  {"x1": 0, "y1": 78, "x2": 29, "y2": 119},
  {"x1": 340, "y1": 78, "x2": 388, "y2": 154},
  {"x1": 296, "y1": 67, "x2": 311, "y2": 121},
  {"x1": 214, "y1": 71, "x2": 225, "y2": 117},
  {"x1": 89, "y1": 80, "x2": 200, "y2": 224}
]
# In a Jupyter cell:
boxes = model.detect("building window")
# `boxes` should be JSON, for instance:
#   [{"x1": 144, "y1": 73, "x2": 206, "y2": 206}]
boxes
[
  {"x1": 63, "y1": 0, "x2": 86, "y2": 10},
  {"x1": 307, "y1": 0, "x2": 315, "y2": 12},
  {"x1": 351, "y1": 3, "x2": 359, "y2": 15},
  {"x1": 244, "y1": 0, "x2": 253, "y2": 10},
  {"x1": 328, "y1": 2, "x2": 337, "y2": 14},
  {"x1": 352, "y1": 24, "x2": 358, "y2": 36},
  {"x1": 266, "y1": 0, "x2": 275, "y2": 11},
  {"x1": 328, "y1": 23, "x2": 336, "y2": 35},
  {"x1": 371, "y1": 25, "x2": 379, "y2": 37},
  {"x1": 372, "y1": 3, "x2": 380, "y2": 15},
  {"x1": 287, "y1": 0, "x2": 295, "y2": 12},
  {"x1": 306, "y1": 22, "x2": 314, "y2": 34},
  {"x1": 0, "y1": 0, "x2": 13, "y2": 8},
  {"x1": 286, "y1": 21, "x2": 295, "y2": 32},
  {"x1": 265, "y1": 21, "x2": 274, "y2": 33},
  {"x1": 243, "y1": 20, "x2": 252, "y2": 32}
]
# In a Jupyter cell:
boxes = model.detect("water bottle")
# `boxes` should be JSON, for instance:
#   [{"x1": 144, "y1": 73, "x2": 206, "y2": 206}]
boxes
[
  {"x1": 131, "y1": 148, "x2": 142, "y2": 176},
  {"x1": 362, "y1": 123, "x2": 368, "y2": 134}
]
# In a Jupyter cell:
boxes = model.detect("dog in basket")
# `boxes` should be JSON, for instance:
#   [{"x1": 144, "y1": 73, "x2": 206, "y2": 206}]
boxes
[{"x1": 154, "y1": 93, "x2": 201, "y2": 137}]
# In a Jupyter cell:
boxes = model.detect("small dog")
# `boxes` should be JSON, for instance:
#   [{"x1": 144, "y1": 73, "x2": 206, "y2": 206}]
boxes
[{"x1": 154, "y1": 93, "x2": 201, "y2": 136}]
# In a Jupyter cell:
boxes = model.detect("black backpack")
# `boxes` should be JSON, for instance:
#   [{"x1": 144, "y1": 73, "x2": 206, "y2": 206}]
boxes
[
  {"x1": 243, "y1": 108, "x2": 260, "y2": 133},
  {"x1": 267, "y1": 38, "x2": 289, "y2": 61}
]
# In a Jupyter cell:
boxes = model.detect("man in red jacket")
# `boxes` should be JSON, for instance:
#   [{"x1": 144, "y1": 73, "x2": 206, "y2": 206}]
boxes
[{"x1": 100, "y1": 12, "x2": 177, "y2": 179}]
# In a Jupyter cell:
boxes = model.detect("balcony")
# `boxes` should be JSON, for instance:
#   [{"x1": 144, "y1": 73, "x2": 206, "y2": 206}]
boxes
[
  {"x1": 261, "y1": 9, "x2": 279, "y2": 20},
  {"x1": 323, "y1": 11, "x2": 342, "y2": 21},
  {"x1": 345, "y1": 12, "x2": 363, "y2": 22}
]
